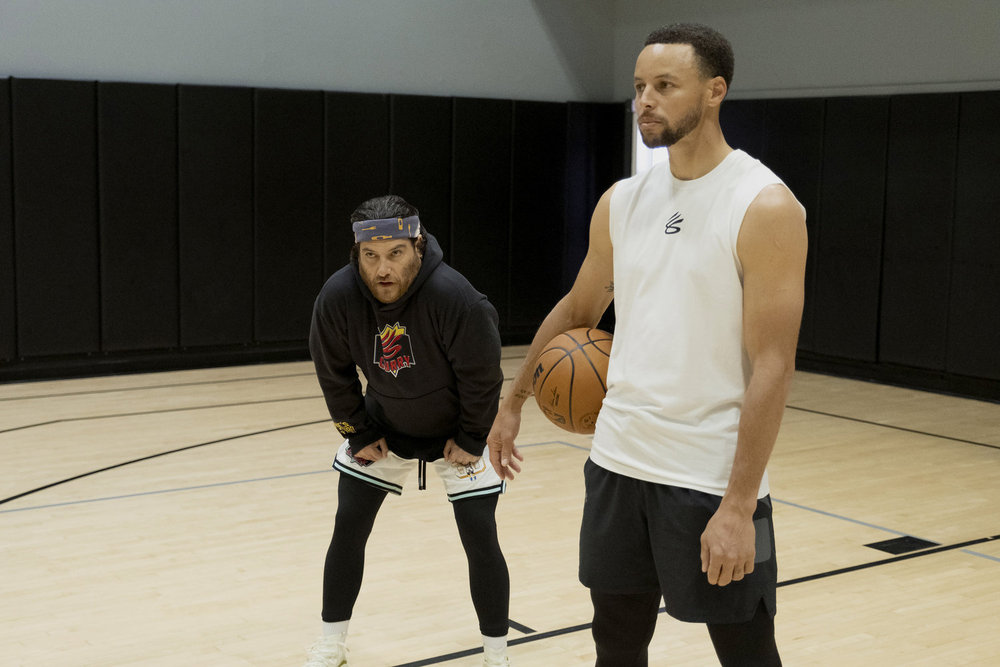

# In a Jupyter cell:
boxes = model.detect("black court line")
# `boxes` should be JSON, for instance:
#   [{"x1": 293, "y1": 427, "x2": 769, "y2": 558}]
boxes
[
  {"x1": 0, "y1": 371, "x2": 316, "y2": 402},
  {"x1": 394, "y1": 533, "x2": 1000, "y2": 666},
  {"x1": 0, "y1": 395, "x2": 322, "y2": 434},
  {"x1": 0, "y1": 419, "x2": 329, "y2": 506},
  {"x1": 785, "y1": 405, "x2": 1000, "y2": 451},
  {"x1": 778, "y1": 534, "x2": 1000, "y2": 586},
  {"x1": 0, "y1": 357, "x2": 521, "y2": 403}
]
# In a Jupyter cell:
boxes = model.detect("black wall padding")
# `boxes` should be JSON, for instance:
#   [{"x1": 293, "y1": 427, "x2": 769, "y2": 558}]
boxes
[
  {"x1": 566, "y1": 102, "x2": 628, "y2": 333},
  {"x1": 508, "y1": 101, "x2": 568, "y2": 332},
  {"x1": 0, "y1": 79, "x2": 14, "y2": 360},
  {"x1": 98, "y1": 82, "x2": 179, "y2": 352},
  {"x1": 254, "y1": 88, "x2": 325, "y2": 342},
  {"x1": 948, "y1": 91, "x2": 1000, "y2": 380},
  {"x1": 389, "y1": 95, "x2": 453, "y2": 260},
  {"x1": 324, "y1": 93, "x2": 390, "y2": 276},
  {"x1": 813, "y1": 97, "x2": 889, "y2": 362},
  {"x1": 720, "y1": 99, "x2": 767, "y2": 158},
  {"x1": 565, "y1": 102, "x2": 627, "y2": 282},
  {"x1": 451, "y1": 97, "x2": 513, "y2": 328},
  {"x1": 760, "y1": 98, "x2": 825, "y2": 354},
  {"x1": 880, "y1": 94, "x2": 959, "y2": 371},
  {"x1": 177, "y1": 85, "x2": 254, "y2": 347},
  {"x1": 12, "y1": 79, "x2": 100, "y2": 357}
]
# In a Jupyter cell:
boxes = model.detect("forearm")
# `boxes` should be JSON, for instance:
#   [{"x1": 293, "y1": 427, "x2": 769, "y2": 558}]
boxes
[
  {"x1": 723, "y1": 355, "x2": 795, "y2": 514},
  {"x1": 502, "y1": 295, "x2": 603, "y2": 412}
]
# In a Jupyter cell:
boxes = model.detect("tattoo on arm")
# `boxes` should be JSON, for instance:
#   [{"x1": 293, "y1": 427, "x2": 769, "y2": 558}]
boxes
[
  {"x1": 606, "y1": 281, "x2": 614, "y2": 295},
  {"x1": 513, "y1": 388, "x2": 532, "y2": 400}
]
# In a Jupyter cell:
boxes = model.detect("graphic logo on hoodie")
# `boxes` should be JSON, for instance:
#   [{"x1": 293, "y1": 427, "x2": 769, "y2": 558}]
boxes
[{"x1": 375, "y1": 322, "x2": 416, "y2": 377}]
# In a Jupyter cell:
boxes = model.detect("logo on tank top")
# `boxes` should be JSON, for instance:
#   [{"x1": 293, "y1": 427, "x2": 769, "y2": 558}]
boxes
[
  {"x1": 374, "y1": 322, "x2": 416, "y2": 377},
  {"x1": 664, "y1": 211, "x2": 683, "y2": 235}
]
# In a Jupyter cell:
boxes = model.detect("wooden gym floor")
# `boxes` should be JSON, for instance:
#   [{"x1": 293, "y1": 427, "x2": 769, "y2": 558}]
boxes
[{"x1": 2, "y1": 348, "x2": 999, "y2": 666}]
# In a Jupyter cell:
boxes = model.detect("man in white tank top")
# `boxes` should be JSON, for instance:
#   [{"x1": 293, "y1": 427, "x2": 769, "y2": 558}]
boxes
[{"x1": 488, "y1": 23, "x2": 807, "y2": 666}]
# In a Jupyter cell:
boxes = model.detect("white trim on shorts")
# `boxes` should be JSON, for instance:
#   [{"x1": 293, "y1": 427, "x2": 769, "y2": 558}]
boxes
[{"x1": 333, "y1": 440, "x2": 506, "y2": 501}]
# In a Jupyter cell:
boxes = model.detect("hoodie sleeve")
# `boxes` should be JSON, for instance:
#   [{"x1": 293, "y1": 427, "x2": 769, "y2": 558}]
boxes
[
  {"x1": 444, "y1": 297, "x2": 504, "y2": 455},
  {"x1": 308, "y1": 287, "x2": 384, "y2": 449}
]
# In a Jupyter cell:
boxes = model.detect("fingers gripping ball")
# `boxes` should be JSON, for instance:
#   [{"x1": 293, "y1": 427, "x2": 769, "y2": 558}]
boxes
[{"x1": 532, "y1": 328, "x2": 612, "y2": 434}]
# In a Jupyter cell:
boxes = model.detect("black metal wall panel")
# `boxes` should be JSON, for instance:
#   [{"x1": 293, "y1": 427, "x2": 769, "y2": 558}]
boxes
[
  {"x1": 12, "y1": 79, "x2": 100, "y2": 357},
  {"x1": 451, "y1": 97, "x2": 513, "y2": 327},
  {"x1": 324, "y1": 93, "x2": 390, "y2": 275},
  {"x1": 254, "y1": 88, "x2": 325, "y2": 342},
  {"x1": 813, "y1": 97, "x2": 889, "y2": 362},
  {"x1": 720, "y1": 99, "x2": 767, "y2": 158},
  {"x1": 98, "y1": 82, "x2": 179, "y2": 352},
  {"x1": 177, "y1": 85, "x2": 254, "y2": 347},
  {"x1": 880, "y1": 94, "x2": 959, "y2": 370},
  {"x1": 948, "y1": 91, "x2": 1000, "y2": 380},
  {"x1": 508, "y1": 101, "x2": 567, "y2": 332},
  {"x1": 761, "y1": 98, "x2": 825, "y2": 354},
  {"x1": 0, "y1": 79, "x2": 14, "y2": 360},
  {"x1": 390, "y1": 95, "x2": 453, "y2": 260}
]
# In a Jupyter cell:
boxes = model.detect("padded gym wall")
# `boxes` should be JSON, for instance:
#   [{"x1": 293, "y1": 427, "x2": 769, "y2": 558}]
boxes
[
  {"x1": 0, "y1": 79, "x2": 13, "y2": 361},
  {"x1": 451, "y1": 97, "x2": 513, "y2": 326},
  {"x1": 253, "y1": 88, "x2": 325, "y2": 343},
  {"x1": 508, "y1": 101, "x2": 568, "y2": 336},
  {"x1": 98, "y1": 82, "x2": 179, "y2": 352},
  {"x1": 948, "y1": 91, "x2": 1000, "y2": 381},
  {"x1": 12, "y1": 79, "x2": 100, "y2": 358},
  {"x1": 0, "y1": 77, "x2": 626, "y2": 380},
  {"x1": 813, "y1": 97, "x2": 889, "y2": 363},
  {"x1": 178, "y1": 85, "x2": 255, "y2": 348},
  {"x1": 565, "y1": 102, "x2": 627, "y2": 334},
  {"x1": 880, "y1": 93, "x2": 959, "y2": 371},
  {"x1": 720, "y1": 91, "x2": 999, "y2": 399}
]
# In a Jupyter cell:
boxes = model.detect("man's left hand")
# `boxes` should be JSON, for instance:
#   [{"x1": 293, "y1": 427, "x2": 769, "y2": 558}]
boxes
[
  {"x1": 443, "y1": 438, "x2": 481, "y2": 466},
  {"x1": 700, "y1": 504, "x2": 756, "y2": 586}
]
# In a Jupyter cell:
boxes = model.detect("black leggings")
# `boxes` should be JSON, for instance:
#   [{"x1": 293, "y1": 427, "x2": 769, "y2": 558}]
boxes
[
  {"x1": 322, "y1": 473, "x2": 510, "y2": 637},
  {"x1": 590, "y1": 590, "x2": 781, "y2": 666}
]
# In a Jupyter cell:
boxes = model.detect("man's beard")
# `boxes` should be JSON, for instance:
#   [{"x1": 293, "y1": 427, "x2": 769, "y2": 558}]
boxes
[
  {"x1": 641, "y1": 103, "x2": 703, "y2": 148},
  {"x1": 361, "y1": 253, "x2": 422, "y2": 304}
]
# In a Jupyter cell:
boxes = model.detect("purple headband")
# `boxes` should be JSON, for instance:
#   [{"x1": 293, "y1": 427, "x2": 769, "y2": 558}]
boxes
[{"x1": 352, "y1": 215, "x2": 421, "y2": 243}]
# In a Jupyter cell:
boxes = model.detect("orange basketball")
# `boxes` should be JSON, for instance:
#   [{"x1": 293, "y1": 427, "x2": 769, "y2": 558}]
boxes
[{"x1": 532, "y1": 327, "x2": 613, "y2": 434}]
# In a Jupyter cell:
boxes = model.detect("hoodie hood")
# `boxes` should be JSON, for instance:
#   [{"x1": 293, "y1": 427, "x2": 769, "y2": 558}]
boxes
[{"x1": 352, "y1": 229, "x2": 444, "y2": 311}]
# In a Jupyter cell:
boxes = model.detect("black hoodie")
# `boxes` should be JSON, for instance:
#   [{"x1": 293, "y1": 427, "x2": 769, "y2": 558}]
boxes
[{"x1": 309, "y1": 231, "x2": 503, "y2": 460}]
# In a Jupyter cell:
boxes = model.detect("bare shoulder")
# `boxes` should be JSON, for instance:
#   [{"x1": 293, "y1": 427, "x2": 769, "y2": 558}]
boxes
[
  {"x1": 738, "y1": 183, "x2": 807, "y2": 265},
  {"x1": 592, "y1": 183, "x2": 618, "y2": 227},
  {"x1": 587, "y1": 183, "x2": 618, "y2": 254}
]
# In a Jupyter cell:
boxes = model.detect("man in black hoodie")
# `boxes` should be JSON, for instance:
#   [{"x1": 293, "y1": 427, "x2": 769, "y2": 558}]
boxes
[{"x1": 303, "y1": 195, "x2": 511, "y2": 667}]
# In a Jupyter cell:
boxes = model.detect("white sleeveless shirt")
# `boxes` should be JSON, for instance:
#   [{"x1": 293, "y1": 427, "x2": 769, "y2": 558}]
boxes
[{"x1": 591, "y1": 149, "x2": 783, "y2": 497}]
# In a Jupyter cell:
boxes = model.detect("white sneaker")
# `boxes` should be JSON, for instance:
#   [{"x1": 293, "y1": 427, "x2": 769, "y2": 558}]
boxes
[
  {"x1": 303, "y1": 634, "x2": 348, "y2": 667},
  {"x1": 483, "y1": 648, "x2": 510, "y2": 666}
]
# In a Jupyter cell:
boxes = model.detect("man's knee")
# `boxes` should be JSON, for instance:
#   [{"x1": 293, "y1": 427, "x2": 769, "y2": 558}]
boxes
[
  {"x1": 590, "y1": 589, "x2": 660, "y2": 667},
  {"x1": 706, "y1": 600, "x2": 781, "y2": 667}
]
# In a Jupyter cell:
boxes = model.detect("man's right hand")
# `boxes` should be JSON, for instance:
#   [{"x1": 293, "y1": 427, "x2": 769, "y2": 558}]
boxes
[
  {"x1": 354, "y1": 437, "x2": 389, "y2": 462},
  {"x1": 487, "y1": 408, "x2": 524, "y2": 480}
]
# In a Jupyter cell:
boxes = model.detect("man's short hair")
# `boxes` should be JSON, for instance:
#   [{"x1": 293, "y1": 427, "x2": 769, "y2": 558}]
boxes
[{"x1": 644, "y1": 23, "x2": 734, "y2": 88}]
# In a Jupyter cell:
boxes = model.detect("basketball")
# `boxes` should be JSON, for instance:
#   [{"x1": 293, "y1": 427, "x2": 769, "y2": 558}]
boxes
[{"x1": 532, "y1": 327, "x2": 613, "y2": 434}]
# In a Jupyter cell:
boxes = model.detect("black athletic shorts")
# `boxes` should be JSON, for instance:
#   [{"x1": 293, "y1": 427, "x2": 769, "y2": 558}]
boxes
[{"x1": 579, "y1": 458, "x2": 777, "y2": 624}]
